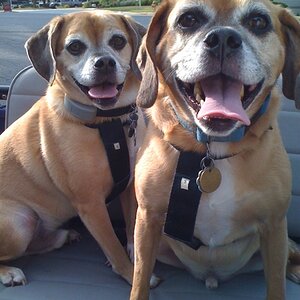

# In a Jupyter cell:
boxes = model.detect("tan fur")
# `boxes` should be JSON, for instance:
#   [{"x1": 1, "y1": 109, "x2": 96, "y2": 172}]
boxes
[
  {"x1": 0, "y1": 11, "x2": 146, "y2": 287},
  {"x1": 130, "y1": 1, "x2": 300, "y2": 299}
]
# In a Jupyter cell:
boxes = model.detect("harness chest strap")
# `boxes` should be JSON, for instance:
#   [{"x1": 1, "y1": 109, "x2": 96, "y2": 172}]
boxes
[
  {"x1": 164, "y1": 151, "x2": 205, "y2": 250},
  {"x1": 87, "y1": 119, "x2": 131, "y2": 203}
]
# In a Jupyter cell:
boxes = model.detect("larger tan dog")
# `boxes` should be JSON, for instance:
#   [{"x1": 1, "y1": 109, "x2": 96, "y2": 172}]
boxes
[
  {"x1": 0, "y1": 11, "x2": 146, "y2": 286},
  {"x1": 130, "y1": 1, "x2": 300, "y2": 299}
]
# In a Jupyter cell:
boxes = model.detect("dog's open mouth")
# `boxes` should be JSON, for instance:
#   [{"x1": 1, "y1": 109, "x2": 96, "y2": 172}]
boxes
[
  {"x1": 74, "y1": 79, "x2": 124, "y2": 107},
  {"x1": 177, "y1": 74, "x2": 264, "y2": 132}
]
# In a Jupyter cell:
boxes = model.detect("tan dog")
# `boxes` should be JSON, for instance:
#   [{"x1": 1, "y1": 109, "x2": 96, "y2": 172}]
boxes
[
  {"x1": 130, "y1": 1, "x2": 300, "y2": 299},
  {"x1": 0, "y1": 11, "x2": 146, "y2": 287}
]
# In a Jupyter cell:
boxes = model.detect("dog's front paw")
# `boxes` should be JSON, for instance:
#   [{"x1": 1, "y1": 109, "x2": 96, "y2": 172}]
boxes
[
  {"x1": 0, "y1": 266, "x2": 27, "y2": 287},
  {"x1": 287, "y1": 263, "x2": 300, "y2": 284},
  {"x1": 66, "y1": 229, "x2": 81, "y2": 244},
  {"x1": 205, "y1": 276, "x2": 219, "y2": 289},
  {"x1": 104, "y1": 259, "x2": 112, "y2": 268},
  {"x1": 150, "y1": 273, "x2": 162, "y2": 289},
  {"x1": 287, "y1": 239, "x2": 300, "y2": 284}
]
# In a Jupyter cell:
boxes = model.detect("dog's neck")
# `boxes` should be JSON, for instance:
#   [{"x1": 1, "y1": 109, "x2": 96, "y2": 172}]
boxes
[{"x1": 63, "y1": 95, "x2": 136, "y2": 122}]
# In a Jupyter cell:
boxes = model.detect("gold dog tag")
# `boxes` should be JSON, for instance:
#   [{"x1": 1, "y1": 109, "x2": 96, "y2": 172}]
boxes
[{"x1": 197, "y1": 167, "x2": 222, "y2": 193}]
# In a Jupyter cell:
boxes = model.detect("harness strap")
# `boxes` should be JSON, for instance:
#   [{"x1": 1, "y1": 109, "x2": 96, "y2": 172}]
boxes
[
  {"x1": 86, "y1": 119, "x2": 130, "y2": 203},
  {"x1": 164, "y1": 151, "x2": 205, "y2": 250}
]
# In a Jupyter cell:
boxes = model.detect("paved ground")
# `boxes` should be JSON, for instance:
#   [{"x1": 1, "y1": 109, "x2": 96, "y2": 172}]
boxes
[{"x1": 0, "y1": 8, "x2": 151, "y2": 85}]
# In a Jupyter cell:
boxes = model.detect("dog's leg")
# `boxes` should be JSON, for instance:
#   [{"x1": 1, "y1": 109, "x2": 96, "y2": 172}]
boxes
[
  {"x1": 260, "y1": 218, "x2": 288, "y2": 300},
  {"x1": 0, "y1": 224, "x2": 74, "y2": 287},
  {"x1": 0, "y1": 202, "x2": 77, "y2": 287},
  {"x1": 0, "y1": 204, "x2": 38, "y2": 286},
  {"x1": 287, "y1": 238, "x2": 300, "y2": 284},
  {"x1": 121, "y1": 183, "x2": 161, "y2": 287},
  {"x1": 75, "y1": 199, "x2": 134, "y2": 284},
  {"x1": 130, "y1": 206, "x2": 164, "y2": 300},
  {"x1": 0, "y1": 207, "x2": 36, "y2": 287},
  {"x1": 119, "y1": 182, "x2": 137, "y2": 262},
  {"x1": 25, "y1": 227, "x2": 80, "y2": 255}
]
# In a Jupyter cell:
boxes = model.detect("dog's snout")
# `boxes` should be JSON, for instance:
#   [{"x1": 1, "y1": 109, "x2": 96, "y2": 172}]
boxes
[
  {"x1": 94, "y1": 56, "x2": 116, "y2": 73},
  {"x1": 204, "y1": 28, "x2": 242, "y2": 59}
]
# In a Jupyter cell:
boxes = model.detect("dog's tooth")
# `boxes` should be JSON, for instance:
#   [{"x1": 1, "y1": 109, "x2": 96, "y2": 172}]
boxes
[
  {"x1": 194, "y1": 82, "x2": 203, "y2": 102},
  {"x1": 194, "y1": 82, "x2": 201, "y2": 94},
  {"x1": 240, "y1": 85, "x2": 244, "y2": 99},
  {"x1": 196, "y1": 93, "x2": 202, "y2": 102}
]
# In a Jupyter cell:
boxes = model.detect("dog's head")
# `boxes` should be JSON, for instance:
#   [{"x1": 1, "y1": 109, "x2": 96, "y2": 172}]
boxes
[
  {"x1": 25, "y1": 11, "x2": 145, "y2": 109},
  {"x1": 138, "y1": 0, "x2": 300, "y2": 137}
]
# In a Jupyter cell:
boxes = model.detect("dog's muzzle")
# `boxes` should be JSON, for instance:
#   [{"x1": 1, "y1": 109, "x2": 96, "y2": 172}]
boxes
[
  {"x1": 74, "y1": 56, "x2": 124, "y2": 107},
  {"x1": 175, "y1": 27, "x2": 265, "y2": 133}
]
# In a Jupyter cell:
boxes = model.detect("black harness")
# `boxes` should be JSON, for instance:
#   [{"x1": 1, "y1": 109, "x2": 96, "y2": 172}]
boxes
[
  {"x1": 86, "y1": 119, "x2": 131, "y2": 203},
  {"x1": 164, "y1": 151, "x2": 205, "y2": 250},
  {"x1": 73, "y1": 102, "x2": 138, "y2": 203},
  {"x1": 63, "y1": 97, "x2": 137, "y2": 241}
]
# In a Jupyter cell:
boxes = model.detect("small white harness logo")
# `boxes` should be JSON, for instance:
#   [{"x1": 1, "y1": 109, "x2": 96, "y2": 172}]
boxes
[
  {"x1": 114, "y1": 143, "x2": 121, "y2": 150},
  {"x1": 181, "y1": 178, "x2": 190, "y2": 190}
]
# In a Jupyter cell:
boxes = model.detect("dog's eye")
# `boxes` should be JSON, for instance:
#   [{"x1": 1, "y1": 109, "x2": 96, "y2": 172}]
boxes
[
  {"x1": 244, "y1": 13, "x2": 271, "y2": 35},
  {"x1": 248, "y1": 16, "x2": 268, "y2": 30},
  {"x1": 67, "y1": 40, "x2": 86, "y2": 56},
  {"x1": 178, "y1": 13, "x2": 197, "y2": 29},
  {"x1": 109, "y1": 35, "x2": 127, "y2": 51}
]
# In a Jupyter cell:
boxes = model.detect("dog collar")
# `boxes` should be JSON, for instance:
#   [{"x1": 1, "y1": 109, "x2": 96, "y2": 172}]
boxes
[
  {"x1": 173, "y1": 94, "x2": 271, "y2": 143},
  {"x1": 64, "y1": 96, "x2": 137, "y2": 122}
]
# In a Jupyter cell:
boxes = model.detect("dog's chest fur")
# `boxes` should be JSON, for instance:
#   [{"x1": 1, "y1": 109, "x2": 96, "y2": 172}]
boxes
[
  {"x1": 164, "y1": 143, "x2": 262, "y2": 280},
  {"x1": 195, "y1": 158, "x2": 238, "y2": 247}
]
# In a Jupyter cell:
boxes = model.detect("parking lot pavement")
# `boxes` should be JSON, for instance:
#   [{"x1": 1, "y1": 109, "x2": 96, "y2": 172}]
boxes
[{"x1": 0, "y1": 9, "x2": 151, "y2": 85}]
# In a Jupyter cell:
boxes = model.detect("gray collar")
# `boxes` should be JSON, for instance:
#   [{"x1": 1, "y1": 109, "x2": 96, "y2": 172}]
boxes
[
  {"x1": 64, "y1": 96, "x2": 97, "y2": 122},
  {"x1": 64, "y1": 96, "x2": 137, "y2": 122}
]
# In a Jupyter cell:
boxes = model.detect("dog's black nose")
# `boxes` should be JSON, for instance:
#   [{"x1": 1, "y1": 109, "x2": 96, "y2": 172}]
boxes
[
  {"x1": 94, "y1": 56, "x2": 116, "y2": 73},
  {"x1": 203, "y1": 27, "x2": 242, "y2": 60}
]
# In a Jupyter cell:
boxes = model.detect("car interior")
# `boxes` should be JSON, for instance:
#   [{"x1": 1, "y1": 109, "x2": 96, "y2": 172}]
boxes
[{"x1": 0, "y1": 65, "x2": 299, "y2": 300}]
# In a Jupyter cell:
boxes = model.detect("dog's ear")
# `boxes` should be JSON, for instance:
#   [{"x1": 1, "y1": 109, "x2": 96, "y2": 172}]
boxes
[
  {"x1": 279, "y1": 9, "x2": 300, "y2": 109},
  {"x1": 121, "y1": 15, "x2": 146, "y2": 81},
  {"x1": 25, "y1": 16, "x2": 64, "y2": 85},
  {"x1": 136, "y1": 2, "x2": 170, "y2": 108}
]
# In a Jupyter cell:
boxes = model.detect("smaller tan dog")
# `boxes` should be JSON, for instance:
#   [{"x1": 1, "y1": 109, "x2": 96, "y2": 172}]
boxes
[
  {"x1": 130, "y1": 1, "x2": 300, "y2": 300},
  {"x1": 0, "y1": 11, "x2": 145, "y2": 286}
]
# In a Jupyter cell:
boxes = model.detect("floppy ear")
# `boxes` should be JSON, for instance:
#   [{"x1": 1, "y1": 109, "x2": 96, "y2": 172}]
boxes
[
  {"x1": 279, "y1": 9, "x2": 300, "y2": 109},
  {"x1": 136, "y1": 2, "x2": 169, "y2": 108},
  {"x1": 25, "y1": 16, "x2": 64, "y2": 85},
  {"x1": 121, "y1": 15, "x2": 146, "y2": 81}
]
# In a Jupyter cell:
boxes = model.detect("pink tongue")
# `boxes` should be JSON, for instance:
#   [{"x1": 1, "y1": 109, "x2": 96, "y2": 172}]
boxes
[
  {"x1": 88, "y1": 85, "x2": 118, "y2": 99},
  {"x1": 197, "y1": 75, "x2": 250, "y2": 125}
]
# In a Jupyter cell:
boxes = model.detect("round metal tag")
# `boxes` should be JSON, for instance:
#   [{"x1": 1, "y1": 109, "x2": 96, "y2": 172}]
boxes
[{"x1": 197, "y1": 167, "x2": 222, "y2": 193}]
